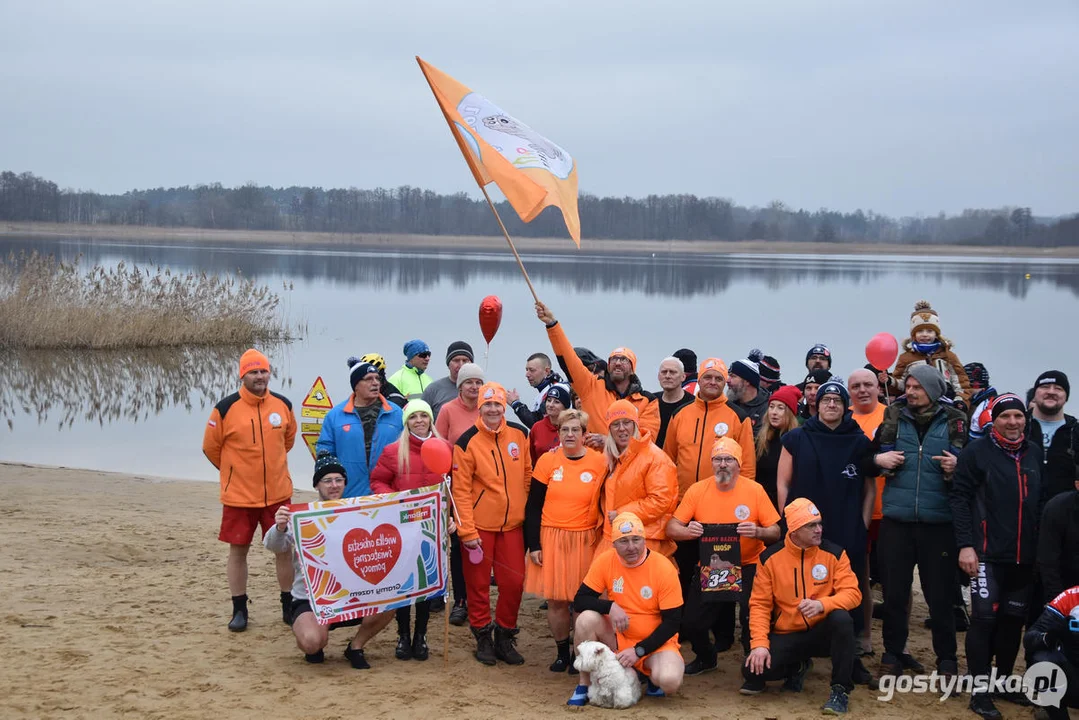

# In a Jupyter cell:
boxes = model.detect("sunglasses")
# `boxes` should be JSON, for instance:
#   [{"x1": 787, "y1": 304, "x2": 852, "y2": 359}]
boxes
[{"x1": 417, "y1": 352, "x2": 432, "y2": 358}]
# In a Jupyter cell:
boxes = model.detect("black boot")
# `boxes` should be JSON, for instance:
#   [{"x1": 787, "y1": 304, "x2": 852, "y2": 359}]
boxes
[
  {"x1": 494, "y1": 625, "x2": 524, "y2": 665},
  {"x1": 550, "y1": 638, "x2": 572, "y2": 672},
  {"x1": 228, "y1": 595, "x2": 248, "y2": 632},
  {"x1": 412, "y1": 632, "x2": 429, "y2": 661},
  {"x1": 395, "y1": 633, "x2": 413, "y2": 660},
  {"x1": 472, "y1": 624, "x2": 497, "y2": 666}
]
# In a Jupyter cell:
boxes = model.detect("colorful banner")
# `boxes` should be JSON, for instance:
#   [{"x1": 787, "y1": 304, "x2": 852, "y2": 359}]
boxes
[
  {"x1": 290, "y1": 485, "x2": 448, "y2": 625},
  {"x1": 699, "y1": 523, "x2": 743, "y2": 601}
]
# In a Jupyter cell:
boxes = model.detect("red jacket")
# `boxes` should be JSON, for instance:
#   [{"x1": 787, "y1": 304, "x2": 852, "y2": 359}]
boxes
[
  {"x1": 529, "y1": 416, "x2": 561, "y2": 460},
  {"x1": 370, "y1": 434, "x2": 444, "y2": 493}
]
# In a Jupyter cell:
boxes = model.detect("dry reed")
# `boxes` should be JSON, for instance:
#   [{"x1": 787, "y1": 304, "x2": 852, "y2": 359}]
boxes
[{"x1": 0, "y1": 252, "x2": 294, "y2": 349}]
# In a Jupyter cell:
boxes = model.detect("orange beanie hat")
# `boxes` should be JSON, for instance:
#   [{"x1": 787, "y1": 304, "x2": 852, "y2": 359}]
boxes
[
  {"x1": 606, "y1": 399, "x2": 639, "y2": 425},
  {"x1": 608, "y1": 347, "x2": 637, "y2": 373},
  {"x1": 611, "y1": 512, "x2": 645, "y2": 541},
  {"x1": 784, "y1": 498, "x2": 822, "y2": 534},
  {"x1": 710, "y1": 436, "x2": 743, "y2": 465},
  {"x1": 698, "y1": 357, "x2": 728, "y2": 380},
  {"x1": 478, "y1": 382, "x2": 507, "y2": 407},
  {"x1": 239, "y1": 349, "x2": 270, "y2": 378}
]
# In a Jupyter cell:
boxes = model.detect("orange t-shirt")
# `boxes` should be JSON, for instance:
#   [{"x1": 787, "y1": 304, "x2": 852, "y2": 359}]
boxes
[
  {"x1": 582, "y1": 548, "x2": 682, "y2": 650},
  {"x1": 853, "y1": 403, "x2": 886, "y2": 521},
  {"x1": 533, "y1": 448, "x2": 607, "y2": 531},
  {"x1": 673, "y1": 477, "x2": 781, "y2": 565}
]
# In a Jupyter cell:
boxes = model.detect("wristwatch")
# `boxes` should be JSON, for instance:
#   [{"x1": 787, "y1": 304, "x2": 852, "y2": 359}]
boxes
[{"x1": 634, "y1": 645, "x2": 646, "y2": 658}]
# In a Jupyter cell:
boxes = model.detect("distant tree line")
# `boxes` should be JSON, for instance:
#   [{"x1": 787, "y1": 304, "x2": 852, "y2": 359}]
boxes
[{"x1": 2, "y1": 170, "x2": 1077, "y2": 247}]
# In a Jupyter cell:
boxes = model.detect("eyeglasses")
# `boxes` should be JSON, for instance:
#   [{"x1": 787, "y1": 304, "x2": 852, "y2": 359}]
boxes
[
  {"x1": 713, "y1": 457, "x2": 737, "y2": 465},
  {"x1": 319, "y1": 476, "x2": 346, "y2": 485},
  {"x1": 417, "y1": 352, "x2": 432, "y2": 359},
  {"x1": 818, "y1": 397, "x2": 844, "y2": 407}
]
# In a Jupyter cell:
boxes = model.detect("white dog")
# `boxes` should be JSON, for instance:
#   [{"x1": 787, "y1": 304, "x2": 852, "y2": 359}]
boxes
[{"x1": 572, "y1": 641, "x2": 642, "y2": 709}]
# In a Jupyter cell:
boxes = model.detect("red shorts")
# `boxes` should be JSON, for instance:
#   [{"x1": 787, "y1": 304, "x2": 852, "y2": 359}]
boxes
[{"x1": 219, "y1": 501, "x2": 288, "y2": 545}]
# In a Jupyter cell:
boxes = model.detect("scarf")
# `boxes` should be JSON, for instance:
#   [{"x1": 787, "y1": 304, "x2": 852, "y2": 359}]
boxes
[
  {"x1": 990, "y1": 426, "x2": 1026, "y2": 459},
  {"x1": 910, "y1": 402, "x2": 939, "y2": 428},
  {"x1": 911, "y1": 340, "x2": 943, "y2": 355}
]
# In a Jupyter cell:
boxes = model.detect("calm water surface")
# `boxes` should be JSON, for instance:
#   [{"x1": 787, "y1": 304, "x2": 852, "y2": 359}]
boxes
[{"x1": 2, "y1": 235, "x2": 1076, "y2": 486}]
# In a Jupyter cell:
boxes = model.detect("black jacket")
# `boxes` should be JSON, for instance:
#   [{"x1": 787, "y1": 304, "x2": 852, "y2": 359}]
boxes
[
  {"x1": 509, "y1": 372, "x2": 565, "y2": 428},
  {"x1": 1025, "y1": 586, "x2": 1079, "y2": 668},
  {"x1": 950, "y1": 435, "x2": 1044, "y2": 565},
  {"x1": 1037, "y1": 490, "x2": 1079, "y2": 602},
  {"x1": 1029, "y1": 414, "x2": 1079, "y2": 500}
]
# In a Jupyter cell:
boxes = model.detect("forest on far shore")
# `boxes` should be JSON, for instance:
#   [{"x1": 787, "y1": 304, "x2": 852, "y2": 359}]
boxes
[{"x1": 2, "y1": 170, "x2": 1077, "y2": 247}]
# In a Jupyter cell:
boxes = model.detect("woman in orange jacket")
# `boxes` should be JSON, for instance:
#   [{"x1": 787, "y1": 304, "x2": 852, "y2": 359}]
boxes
[
  {"x1": 451, "y1": 382, "x2": 533, "y2": 666},
  {"x1": 601, "y1": 400, "x2": 678, "y2": 556}
]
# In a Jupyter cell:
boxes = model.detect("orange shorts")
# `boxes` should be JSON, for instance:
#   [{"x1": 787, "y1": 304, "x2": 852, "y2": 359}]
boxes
[
  {"x1": 629, "y1": 638, "x2": 681, "y2": 676},
  {"x1": 219, "y1": 501, "x2": 288, "y2": 545}
]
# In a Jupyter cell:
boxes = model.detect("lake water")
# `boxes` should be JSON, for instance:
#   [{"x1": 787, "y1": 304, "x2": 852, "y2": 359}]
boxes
[{"x1": 2, "y1": 234, "x2": 1077, "y2": 486}]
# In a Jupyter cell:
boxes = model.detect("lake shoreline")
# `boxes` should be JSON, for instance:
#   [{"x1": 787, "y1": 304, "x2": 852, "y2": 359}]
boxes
[{"x1": 4, "y1": 221, "x2": 1077, "y2": 258}]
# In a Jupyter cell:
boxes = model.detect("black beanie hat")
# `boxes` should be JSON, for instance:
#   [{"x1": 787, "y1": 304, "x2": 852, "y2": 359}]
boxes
[
  {"x1": 729, "y1": 358, "x2": 761, "y2": 389},
  {"x1": 964, "y1": 362, "x2": 990, "y2": 389},
  {"x1": 803, "y1": 369, "x2": 832, "y2": 387},
  {"x1": 991, "y1": 393, "x2": 1027, "y2": 421},
  {"x1": 348, "y1": 359, "x2": 380, "y2": 390},
  {"x1": 673, "y1": 348, "x2": 698, "y2": 375},
  {"x1": 758, "y1": 353, "x2": 781, "y2": 384},
  {"x1": 445, "y1": 341, "x2": 474, "y2": 365},
  {"x1": 805, "y1": 343, "x2": 832, "y2": 367},
  {"x1": 1035, "y1": 370, "x2": 1070, "y2": 399},
  {"x1": 313, "y1": 453, "x2": 347, "y2": 487}
]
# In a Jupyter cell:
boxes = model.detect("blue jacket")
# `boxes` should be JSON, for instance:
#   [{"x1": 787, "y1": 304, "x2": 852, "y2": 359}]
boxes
[
  {"x1": 881, "y1": 403, "x2": 964, "y2": 524},
  {"x1": 316, "y1": 394, "x2": 403, "y2": 497}
]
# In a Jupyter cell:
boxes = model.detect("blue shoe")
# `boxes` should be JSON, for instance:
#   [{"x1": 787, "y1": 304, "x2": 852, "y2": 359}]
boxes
[
  {"x1": 566, "y1": 684, "x2": 589, "y2": 706},
  {"x1": 646, "y1": 679, "x2": 665, "y2": 697}
]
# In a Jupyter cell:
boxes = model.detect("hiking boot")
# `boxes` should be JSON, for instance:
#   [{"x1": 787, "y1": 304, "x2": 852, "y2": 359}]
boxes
[
  {"x1": 898, "y1": 653, "x2": 925, "y2": 674},
  {"x1": 395, "y1": 633, "x2": 413, "y2": 660},
  {"x1": 969, "y1": 692, "x2": 1002, "y2": 720},
  {"x1": 494, "y1": 625, "x2": 524, "y2": 665},
  {"x1": 412, "y1": 633, "x2": 429, "y2": 662},
  {"x1": 472, "y1": 624, "x2": 497, "y2": 666},
  {"x1": 739, "y1": 678, "x2": 765, "y2": 695},
  {"x1": 228, "y1": 608, "x2": 248, "y2": 632},
  {"x1": 684, "y1": 655, "x2": 718, "y2": 676},
  {"x1": 783, "y1": 659, "x2": 812, "y2": 692},
  {"x1": 821, "y1": 684, "x2": 850, "y2": 715},
  {"x1": 449, "y1": 600, "x2": 469, "y2": 626},
  {"x1": 304, "y1": 649, "x2": 324, "y2": 664},
  {"x1": 344, "y1": 643, "x2": 370, "y2": 670},
  {"x1": 879, "y1": 652, "x2": 903, "y2": 677}
]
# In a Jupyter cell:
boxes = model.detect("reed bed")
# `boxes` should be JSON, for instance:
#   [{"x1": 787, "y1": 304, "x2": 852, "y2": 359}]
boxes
[{"x1": 0, "y1": 252, "x2": 294, "y2": 349}]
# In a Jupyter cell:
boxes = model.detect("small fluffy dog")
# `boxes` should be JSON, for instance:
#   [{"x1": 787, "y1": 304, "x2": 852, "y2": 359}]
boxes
[{"x1": 572, "y1": 641, "x2": 642, "y2": 709}]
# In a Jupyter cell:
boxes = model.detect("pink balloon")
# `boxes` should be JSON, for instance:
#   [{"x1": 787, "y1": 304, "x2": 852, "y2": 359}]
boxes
[
  {"x1": 420, "y1": 438, "x2": 453, "y2": 475},
  {"x1": 865, "y1": 332, "x2": 900, "y2": 371}
]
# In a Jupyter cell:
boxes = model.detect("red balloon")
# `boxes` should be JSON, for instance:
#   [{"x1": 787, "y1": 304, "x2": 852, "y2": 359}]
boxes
[
  {"x1": 420, "y1": 437, "x2": 453, "y2": 475},
  {"x1": 865, "y1": 332, "x2": 900, "y2": 371},
  {"x1": 479, "y1": 295, "x2": 503, "y2": 345}
]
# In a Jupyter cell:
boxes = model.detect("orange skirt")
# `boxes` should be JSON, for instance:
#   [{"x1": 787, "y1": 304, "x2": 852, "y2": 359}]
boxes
[{"x1": 524, "y1": 526, "x2": 600, "y2": 601}]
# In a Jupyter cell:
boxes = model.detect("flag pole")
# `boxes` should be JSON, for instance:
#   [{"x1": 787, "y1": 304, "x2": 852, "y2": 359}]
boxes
[{"x1": 479, "y1": 185, "x2": 540, "y2": 304}]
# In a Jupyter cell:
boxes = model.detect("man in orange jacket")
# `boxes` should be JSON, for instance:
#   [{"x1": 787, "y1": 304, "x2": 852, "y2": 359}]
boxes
[
  {"x1": 452, "y1": 382, "x2": 533, "y2": 666},
  {"x1": 742, "y1": 498, "x2": 861, "y2": 715},
  {"x1": 203, "y1": 349, "x2": 298, "y2": 632},
  {"x1": 534, "y1": 301, "x2": 660, "y2": 439}
]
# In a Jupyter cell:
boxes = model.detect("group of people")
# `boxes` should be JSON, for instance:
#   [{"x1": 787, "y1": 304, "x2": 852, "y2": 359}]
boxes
[{"x1": 201, "y1": 299, "x2": 1079, "y2": 719}]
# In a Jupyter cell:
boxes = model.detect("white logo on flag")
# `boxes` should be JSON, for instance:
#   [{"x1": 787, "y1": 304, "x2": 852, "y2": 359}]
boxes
[{"x1": 458, "y1": 93, "x2": 574, "y2": 179}]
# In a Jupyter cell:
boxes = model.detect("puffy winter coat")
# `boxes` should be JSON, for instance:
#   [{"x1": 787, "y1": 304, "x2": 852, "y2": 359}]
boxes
[
  {"x1": 370, "y1": 433, "x2": 444, "y2": 493},
  {"x1": 603, "y1": 432, "x2": 678, "y2": 552}
]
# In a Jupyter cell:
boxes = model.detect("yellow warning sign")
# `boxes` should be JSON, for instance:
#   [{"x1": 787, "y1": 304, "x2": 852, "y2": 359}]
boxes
[
  {"x1": 302, "y1": 433, "x2": 319, "y2": 459},
  {"x1": 301, "y1": 423, "x2": 323, "y2": 434},
  {"x1": 303, "y1": 377, "x2": 333, "y2": 409},
  {"x1": 301, "y1": 407, "x2": 328, "y2": 420}
]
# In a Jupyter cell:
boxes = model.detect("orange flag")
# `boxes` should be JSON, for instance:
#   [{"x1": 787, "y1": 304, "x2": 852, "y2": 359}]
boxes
[{"x1": 417, "y1": 57, "x2": 581, "y2": 246}]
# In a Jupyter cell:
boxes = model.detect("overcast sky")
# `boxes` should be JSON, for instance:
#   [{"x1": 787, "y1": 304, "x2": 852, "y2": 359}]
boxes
[{"x1": 1, "y1": 1, "x2": 1076, "y2": 217}]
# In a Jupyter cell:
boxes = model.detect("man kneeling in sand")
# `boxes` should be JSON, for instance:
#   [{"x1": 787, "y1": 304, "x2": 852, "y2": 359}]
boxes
[
  {"x1": 264, "y1": 454, "x2": 396, "y2": 668},
  {"x1": 567, "y1": 512, "x2": 685, "y2": 706}
]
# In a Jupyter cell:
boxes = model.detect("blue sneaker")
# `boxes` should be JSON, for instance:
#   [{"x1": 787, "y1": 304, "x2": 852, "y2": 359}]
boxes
[
  {"x1": 645, "y1": 679, "x2": 665, "y2": 697},
  {"x1": 566, "y1": 684, "x2": 589, "y2": 707}
]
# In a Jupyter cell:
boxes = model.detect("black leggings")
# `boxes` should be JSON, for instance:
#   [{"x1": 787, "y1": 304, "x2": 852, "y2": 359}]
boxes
[
  {"x1": 451, "y1": 533, "x2": 466, "y2": 603},
  {"x1": 396, "y1": 599, "x2": 431, "y2": 637},
  {"x1": 966, "y1": 562, "x2": 1032, "y2": 677}
]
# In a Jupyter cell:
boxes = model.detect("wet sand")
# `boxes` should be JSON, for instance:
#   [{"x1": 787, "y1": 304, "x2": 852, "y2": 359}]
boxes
[
  {"x1": 4, "y1": 221, "x2": 1077, "y2": 258},
  {"x1": 0, "y1": 462, "x2": 1032, "y2": 719}
]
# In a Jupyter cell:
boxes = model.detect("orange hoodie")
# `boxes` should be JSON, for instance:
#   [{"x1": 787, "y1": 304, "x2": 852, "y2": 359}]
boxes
[
  {"x1": 451, "y1": 416, "x2": 532, "y2": 542},
  {"x1": 202, "y1": 385, "x2": 297, "y2": 508},
  {"x1": 603, "y1": 432, "x2": 678, "y2": 554},
  {"x1": 662, "y1": 394, "x2": 756, "y2": 498},
  {"x1": 545, "y1": 321, "x2": 660, "y2": 437},
  {"x1": 748, "y1": 535, "x2": 861, "y2": 650}
]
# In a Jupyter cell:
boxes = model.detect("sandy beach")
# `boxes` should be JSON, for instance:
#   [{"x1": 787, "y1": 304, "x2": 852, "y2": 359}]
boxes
[
  {"x1": 0, "y1": 462, "x2": 1042, "y2": 719},
  {"x1": 4, "y1": 221, "x2": 1078, "y2": 258}
]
